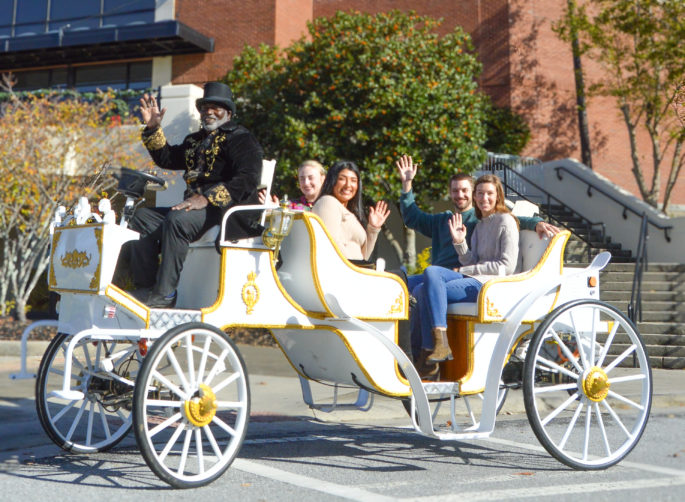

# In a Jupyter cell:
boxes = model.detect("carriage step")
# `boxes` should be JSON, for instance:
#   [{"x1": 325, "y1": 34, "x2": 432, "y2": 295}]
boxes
[{"x1": 422, "y1": 381, "x2": 459, "y2": 395}]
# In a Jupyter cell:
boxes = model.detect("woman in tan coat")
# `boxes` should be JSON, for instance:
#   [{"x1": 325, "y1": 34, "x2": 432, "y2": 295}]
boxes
[{"x1": 312, "y1": 160, "x2": 390, "y2": 262}]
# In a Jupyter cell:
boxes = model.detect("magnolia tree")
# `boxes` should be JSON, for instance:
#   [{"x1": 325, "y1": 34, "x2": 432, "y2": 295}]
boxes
[
  {"x1": 223, "y1": 10, "x2": 491, "y2": 266},
  {"x1": 555, "y1": 0, "x2": 685, "y2": 212},
  {"x1": 0, "y1": 84, "x2": 146, "y2": 321}
]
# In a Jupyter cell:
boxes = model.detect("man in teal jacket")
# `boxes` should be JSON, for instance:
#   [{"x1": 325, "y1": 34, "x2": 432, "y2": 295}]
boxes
[{"x1": 395, "y1": 155, "x2": 560, "y2": 361}]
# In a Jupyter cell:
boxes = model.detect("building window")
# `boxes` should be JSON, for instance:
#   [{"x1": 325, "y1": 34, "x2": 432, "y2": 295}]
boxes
[
  {"x1": 12, "y1": 60, "x2": 152, "y2": 92},
  {"x1": 0, "y1": 0, "x2": 156, "y2": 36}
]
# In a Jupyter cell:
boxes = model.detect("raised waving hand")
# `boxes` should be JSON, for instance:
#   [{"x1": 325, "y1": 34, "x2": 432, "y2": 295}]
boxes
[
  {"x1": 448, "y1": 213, "x2": 467, "y2": 245},
  {"x1": 368, "y1": 200, "x2": 391, "y2": 229},
  {"x1": 395, "y1": 155, "x2": 417, "y2": 193},
  {"x1": 139, "y1": 93, "x2": 167, "y2": 130}
]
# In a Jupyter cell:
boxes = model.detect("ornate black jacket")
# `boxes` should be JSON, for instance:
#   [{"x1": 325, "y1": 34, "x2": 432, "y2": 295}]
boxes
[{"x1": 141, "y1": 120, "x2": 264, "y2": 239}]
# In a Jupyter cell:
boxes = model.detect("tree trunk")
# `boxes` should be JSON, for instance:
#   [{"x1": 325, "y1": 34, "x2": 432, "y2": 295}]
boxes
[
  {"x1": 568, "y1": 0, "x2": 593, "y2": 168},
  {"x1": 621, "y1": 104, "x2": 653, "y2": 205},
  {"x1": 662, "y1": 139, "x2": 685, "y2": 213},
  {"x1": 405, "y1": 227, "x2": 417, "y2": 269},
  {"x1": 381, "y1": 225, "x2": 404, "y2": 264}
]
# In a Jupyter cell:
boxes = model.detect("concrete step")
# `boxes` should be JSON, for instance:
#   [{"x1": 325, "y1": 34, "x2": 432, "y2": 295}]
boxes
[
  {"x1": 601, "y1": 281, "x2": 685, "y2": 292},
  {"x1": 633, "y1": 311, "x2": 685, "y2": 322},
  {"x1": 605, "y1": 354, "x2": 685, "y2": 369},
  {"x1": 606, "y1": 301, "x2": 685, "y2": 313},
  {"x1": 567, "y1": 240, "x2": 623, "y2": 250},
  {"x1": 565, "y1": 256, "x2": 636, "y2": 264},
  {"x1": 600, "y1": 271, "x2": 684, "y2": 283},
  {"x1": 604, "y1": 342, "x2": 685, "y2": 358},
  {"x1": 601, "y1": 291, "x2": 685, "y2": 302},
  {"x1": 636, "y1": 322, "x2": 685, "y2": 335}
]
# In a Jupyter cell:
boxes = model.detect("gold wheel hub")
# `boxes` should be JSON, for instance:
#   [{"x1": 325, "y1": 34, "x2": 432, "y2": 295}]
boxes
[
  {"x1": 582, "y1": 366, "x2": 611, "y2": 402},
  {"x1": 183, "y1": 383, "x2": 218, "y2": 427}
]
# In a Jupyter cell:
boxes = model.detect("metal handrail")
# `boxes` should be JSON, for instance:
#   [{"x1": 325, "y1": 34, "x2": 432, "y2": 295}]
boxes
[
  {"x1": 628, "y1": 213, "x2": 649, "y2": 326},
  {"x1": 555, "y1": 166, "x2": 672, "y2": 242},
  {"x1": 487, "y1": 161, "x2": 606, "y2": 262}
]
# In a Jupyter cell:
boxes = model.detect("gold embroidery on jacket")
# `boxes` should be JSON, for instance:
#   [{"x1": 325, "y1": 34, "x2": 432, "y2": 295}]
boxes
[
  {"x1": 204, "y1": 134, "x2": 226, "y2": 177},
  {"x1": 184, "y1": 137, "x2": 201, "y2": 171},
  {"x1": 142, "y1": 127, "x2": 167, "y2": 151},
  {"x1": 207, "y1": 186, "x2": 232, "y2": 207}
]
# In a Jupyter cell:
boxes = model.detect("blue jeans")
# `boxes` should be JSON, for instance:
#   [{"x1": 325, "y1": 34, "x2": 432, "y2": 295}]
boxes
[{"x1": 411, "y1": 266, "x2": 482, "y2": 351}]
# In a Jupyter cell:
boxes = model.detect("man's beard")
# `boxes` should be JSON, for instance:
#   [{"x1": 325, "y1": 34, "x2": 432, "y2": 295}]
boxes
[{"x1": 202, "y1": 114, "x2": 230, "y2": 132}]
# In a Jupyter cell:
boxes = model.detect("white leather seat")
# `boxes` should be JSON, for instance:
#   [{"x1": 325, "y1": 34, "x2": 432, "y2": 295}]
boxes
[{"x1": 445, "y1": 230, "x2": 551, "y2": 317}]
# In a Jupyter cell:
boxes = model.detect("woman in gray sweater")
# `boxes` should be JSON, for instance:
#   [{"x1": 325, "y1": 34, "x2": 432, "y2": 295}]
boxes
[{"x1": 413, "y1": 174, "x2": 521, "y2": 376}]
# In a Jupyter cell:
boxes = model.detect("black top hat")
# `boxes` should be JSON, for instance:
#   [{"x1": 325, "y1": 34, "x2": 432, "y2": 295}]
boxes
[{"x1": 196, "y1": 82, "x2": 237, "y2": 115}]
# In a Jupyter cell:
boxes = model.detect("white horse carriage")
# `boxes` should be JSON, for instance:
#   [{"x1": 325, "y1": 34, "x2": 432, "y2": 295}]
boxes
[{"x1": 35, "y1": 164, "x2": 652, "y2": 488}]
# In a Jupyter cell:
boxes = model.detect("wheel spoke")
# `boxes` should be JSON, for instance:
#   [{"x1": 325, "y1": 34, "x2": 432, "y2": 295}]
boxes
[
  {"x1": 569, "y1": 310, "x2": 589, "y2": 369},
  {"x1": 195, "y1": 428, "x2": 205, "y2": 475},
  {"x1": 607, "y1": 390, "x2": 644, "y2": 410},
  {"x1": 152, "y1": 370, "x2": 187, "y2": 400},
  {"x1": 604, "y1": 345, "x2": 637, "y2": 373},
  {"x1": 590, "y1": 308, "x2": 597, "y2": 366},
  {"x1": 609, "y1": 374, "x2": 646, "y2": 384},
  {"x1": 86, "y1": 401, "x2": 95, "y2": 446},
  {"x1": 582, "y1": 402, "x2": 591, "y2": 461},
  {"x1": 177, "y1": 427, "x2": 193, "y2": 475},
  {"x1": 149, "y1": 412, "x2": 182, "y2": 438},
  {"x1": 550, "y1": 328, "x2": 583, "y2": 373},
  {"x1": 211, "y1": 373, "x2": 240, "y2": 394},
  {"x1": 98, "y1": 403, "x2": 111, "y2": 439},
  {"x1": 534, "y1": 383, "x2": 578, "y2": 394},
  {"x1": 597, "y1": 321, "x2": 619, "y2": 367},
  {"x1": 558, "y1": 401, "x2": 584, "y2": 451},
  {"x1": 204, "y1": 349, "x2": 229, "y2": 387},
  {"x1": 83, "y1": 344, "x2": 92, "y2": 371},
  {"x1": 146, "y1": 399, "x2": 182, "y2": 408},
  {"x1": 116, "y1": 408, "x2": 129, "y2": 423},
  {"x1": 536, "y1": 356, "x2": 579, "y2": 380},
  {"x1": 51, "y1": 399, "x2": 77, "y2": 424},
  {"x1": 185, "y1": 335, "x2": 196, "y2": 391},
  {"x1": 94, "y1": 343, "x2": 102, "y2": 372},
  {"x1": 541, "y1": 392, "x2": 580, "y2": 426},
  {"x1": 196, "y1": 335, "x2": 212, "y2": 385},
  {"x1": 204, "y1": 424, "x2": 223, "y2": 461},
  {"x1": 212, "y1": 415, "x2": 237, "y2": 437},
  {"x1": 66, "y1": 400, "x2": 87, "y2": 442},
  {"x1": 165, "y1": 347, "x2": 190, "y2": 393},
  {"x1": 215, "y1": 401, "x2": 245, "y2": 410},
  {"x1": 594, "y1": 402, "x2": 611, "y2": 457},
  {"x1": 158, "y1": 420, "x2": 186, "y2": 462},
  {"x1": 602, "y1": 400, "x2": 632, "y2": 439}
]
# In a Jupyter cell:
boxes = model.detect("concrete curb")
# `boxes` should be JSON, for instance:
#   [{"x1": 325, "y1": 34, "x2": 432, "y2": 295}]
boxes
[{"x1": 0, "y1": 340, "x2": 51, "y2": 357}]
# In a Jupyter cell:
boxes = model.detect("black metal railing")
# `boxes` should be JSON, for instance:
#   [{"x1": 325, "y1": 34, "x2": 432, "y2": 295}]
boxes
[
  {"x1": 555, "y1": 167, "x2": 672, "y2": 242},
  {"x1": 628, "y1": 213, "x2": 649, "y2": 325},
  {"x1": 486, "y1": 161, "x2": 606, "y2": 262}
]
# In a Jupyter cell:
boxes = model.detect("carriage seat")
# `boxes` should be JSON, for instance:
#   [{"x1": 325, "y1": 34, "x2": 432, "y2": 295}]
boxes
[{"x1": 446, "y1": 230, "x2": 558, "y2": 317}]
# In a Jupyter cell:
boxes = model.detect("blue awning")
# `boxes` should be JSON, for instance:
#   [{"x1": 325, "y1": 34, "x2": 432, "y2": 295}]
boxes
[{"x1": 0, "y1": 20, "x2": 213, "y2": 70}]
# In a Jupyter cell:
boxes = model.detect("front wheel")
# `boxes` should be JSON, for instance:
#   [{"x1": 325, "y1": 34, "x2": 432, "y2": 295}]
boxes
[
  {"x1": 523, "y1": 300, "x2": 652, "y2": 470},
  {"x1": 133, "y1": 323, "x2": 250, "y2": 489}
]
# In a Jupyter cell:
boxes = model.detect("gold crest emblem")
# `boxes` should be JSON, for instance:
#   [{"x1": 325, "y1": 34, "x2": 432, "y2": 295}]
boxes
[
  {"x1": 387, "y1": 293, "x2": 404, "y2": 315},
  {"x1": 241, "y1": 271, "x2": 260, "y2": 315},
  {"x1": 60, "y1": 249, "x2": 92, "y2": 269}
]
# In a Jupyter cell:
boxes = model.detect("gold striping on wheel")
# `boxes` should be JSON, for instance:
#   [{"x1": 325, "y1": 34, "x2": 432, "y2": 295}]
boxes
[
  {"x1": 183, "y1": 384, "x2": 218, "y2": 427},
  {"x1": 582, "y1": 366, "x2": 611, "y2": 402}
]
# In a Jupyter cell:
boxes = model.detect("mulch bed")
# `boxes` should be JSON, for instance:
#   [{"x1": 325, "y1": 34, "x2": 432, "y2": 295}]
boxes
[{"x1": 0, "y1": 317, "x2": 277, "y2": 347}]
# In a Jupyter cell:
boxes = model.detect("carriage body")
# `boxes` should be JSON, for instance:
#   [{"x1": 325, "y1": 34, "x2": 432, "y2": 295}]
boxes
[{"x1": 38, "y1": 189, "x2": 652, "y2": 487}]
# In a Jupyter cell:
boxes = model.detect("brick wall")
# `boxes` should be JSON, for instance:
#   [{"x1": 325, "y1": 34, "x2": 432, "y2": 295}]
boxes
[{"x1": 276, "y1": 0, "x2": 313, "y2": 47}]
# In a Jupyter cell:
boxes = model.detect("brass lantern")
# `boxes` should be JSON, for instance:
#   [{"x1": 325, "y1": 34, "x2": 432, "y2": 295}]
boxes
[{"x1": 262, "y1": 199, "x2": 295, "y2": 263}]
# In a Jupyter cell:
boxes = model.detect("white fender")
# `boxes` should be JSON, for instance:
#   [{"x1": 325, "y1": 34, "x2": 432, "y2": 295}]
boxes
[{"x1": 478, "y1": 252, "x2": 612, "y2": 434}]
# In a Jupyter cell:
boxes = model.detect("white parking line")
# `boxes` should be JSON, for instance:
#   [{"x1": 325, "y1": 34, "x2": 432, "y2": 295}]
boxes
[
  {"x1": 404, "y1": 476, "x2": 685, "y2": 502},
  {"x1": 232, "y1": 458, "x2": 396, "y2": 502}
]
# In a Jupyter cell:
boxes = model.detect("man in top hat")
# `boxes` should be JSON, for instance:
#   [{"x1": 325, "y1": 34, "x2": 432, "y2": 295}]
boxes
[{"x1": 127, "y1": 82, "x2": 263, "y2": 308}]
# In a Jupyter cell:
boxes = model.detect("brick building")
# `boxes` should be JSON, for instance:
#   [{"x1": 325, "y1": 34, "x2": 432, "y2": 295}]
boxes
[{"x1": 3, "y1": 0, "x2": 683, "y2": 207}]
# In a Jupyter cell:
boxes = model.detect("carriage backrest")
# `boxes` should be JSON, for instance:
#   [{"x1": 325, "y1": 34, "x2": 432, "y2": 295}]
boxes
[{"x1": 519, "y1": 229, "x2": 550, "y2": 273}]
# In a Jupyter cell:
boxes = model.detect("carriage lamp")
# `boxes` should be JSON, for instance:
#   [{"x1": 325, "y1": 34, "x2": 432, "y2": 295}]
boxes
[{"x1": 262, "y1": 198, "x2": 295, "y2": 263}]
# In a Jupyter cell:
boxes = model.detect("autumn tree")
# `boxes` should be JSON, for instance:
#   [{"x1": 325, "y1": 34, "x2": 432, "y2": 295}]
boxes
[
  {"x1": 223, "y1": 10, "x2": 492, "y2": 266},
  {"x1": 555, "y1": 0, "x2": 685, "y2": 212},
  {"x1": 0, "y1": 83, "x2": 146, "y2": 321}
]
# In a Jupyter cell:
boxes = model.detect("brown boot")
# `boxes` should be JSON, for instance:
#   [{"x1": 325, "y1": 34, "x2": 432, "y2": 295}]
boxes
[
  {"x1": 415, "y1": 349, "x2": 439, "y2": 379},
  {"x1": 427, "y1": 327, "x2": 453, "y2": 364}
]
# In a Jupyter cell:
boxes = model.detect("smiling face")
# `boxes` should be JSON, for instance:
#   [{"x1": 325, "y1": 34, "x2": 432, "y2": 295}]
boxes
[
  {"x1": 200, "y1": 103, "x2": 230, "y2": 132},
  {"x1": 450, "y1": 179, "x2": 473, "y2": 212},
  {"x1": 474, "y1": 182, "x2": 498, "y2": 217},
  {"x1": 331, "y1": 168, "x2": 358, "y2": 207},
  {"x1": 298, "y1": 165, "x2": 325, "y2": 202}
]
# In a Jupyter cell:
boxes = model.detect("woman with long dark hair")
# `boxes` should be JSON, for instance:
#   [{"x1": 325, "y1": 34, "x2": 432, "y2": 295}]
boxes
[{"x1": 312, "y1": 160, "x2": 390, "y2": 261}]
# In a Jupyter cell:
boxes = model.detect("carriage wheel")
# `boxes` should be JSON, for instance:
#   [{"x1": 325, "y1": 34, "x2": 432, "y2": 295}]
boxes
[
  {"x1": 36, "y1": 333, "x2": 137, "y2": 453},
  {"x1": 523, "y1": 299, "x2": 651, "y2": 470},
  {"x1": 133, "y1": 323, "x2": 250, "y2": 489}
]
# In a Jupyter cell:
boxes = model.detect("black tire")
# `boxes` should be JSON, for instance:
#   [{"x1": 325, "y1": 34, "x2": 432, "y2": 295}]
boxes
[
  {"x1": 133, "y1": 323, "x2": 250, "y2": 489},
  {"x1": 523, "y1": 299, "x2": 652, "y2": 470},
  {"x1": 36, "y1": 333, "x2": 132, "y2": 453}
]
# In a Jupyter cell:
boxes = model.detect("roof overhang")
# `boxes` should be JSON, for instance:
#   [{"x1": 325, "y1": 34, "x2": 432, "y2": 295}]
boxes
[{"x1": 0, "y1": 20, "x2": 213, "y2": 71}]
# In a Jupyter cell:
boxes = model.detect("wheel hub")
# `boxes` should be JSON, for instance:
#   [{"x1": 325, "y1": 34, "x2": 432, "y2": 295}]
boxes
[
  {"x1": 183, "y1": 384, "x2": 218, "y2": 427},
  {"x1": 582, "y1": 366, "x2": 611, "y2": 402}
]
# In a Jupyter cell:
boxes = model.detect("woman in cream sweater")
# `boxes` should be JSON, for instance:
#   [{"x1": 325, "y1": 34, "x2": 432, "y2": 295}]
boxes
[{"x1": 312, "y1": 160, "x2": 390, "y2": 262}]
